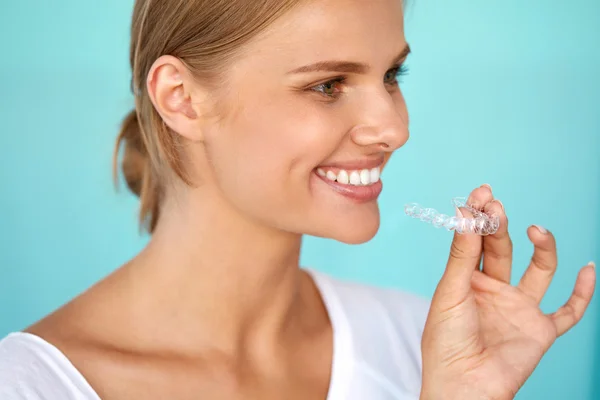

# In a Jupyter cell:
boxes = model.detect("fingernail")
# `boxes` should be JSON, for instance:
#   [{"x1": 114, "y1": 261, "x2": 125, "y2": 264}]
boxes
[
  {"x1": 455, "y1": 206, "x2": 463, "y2": 218},
  {"x1": 588, "y1": 261, "x2": 595, "y2": 269},
  {"x1": 493, "y1": 199, "x2": 504, "y2": 211},
  {"x1": 480, "y1": 183, "x2": 493, "y2": 191},
  {"x1": 534, "y1": 225, "x2": 548, "y2": 234}
]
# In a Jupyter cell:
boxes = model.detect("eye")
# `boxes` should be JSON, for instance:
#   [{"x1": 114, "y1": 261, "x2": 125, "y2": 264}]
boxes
[
  {"x1": 384, "y1": 64, "x2": 409, "y2": 86},
  {"x1": 310, "y1": 78, "x2": 345, "y2": 99}
]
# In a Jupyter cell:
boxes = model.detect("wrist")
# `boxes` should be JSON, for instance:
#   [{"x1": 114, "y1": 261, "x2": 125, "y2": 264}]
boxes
[
  {"x1": 420, "y1": 387, "x2": 490, "y2": 400},
  {"x1": 420, "y1": 378, "x2": 494, "y2": 400}
]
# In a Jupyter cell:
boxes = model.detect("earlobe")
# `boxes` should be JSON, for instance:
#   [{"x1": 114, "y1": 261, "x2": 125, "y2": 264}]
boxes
[{"x1": 146, "y1": 55, "x2": 204, "y2": 142}]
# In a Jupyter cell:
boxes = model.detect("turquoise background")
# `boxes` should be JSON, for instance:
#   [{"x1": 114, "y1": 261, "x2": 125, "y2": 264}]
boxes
[{"x1": 1, "y1": 0, "x2": 598, "y2": 398}]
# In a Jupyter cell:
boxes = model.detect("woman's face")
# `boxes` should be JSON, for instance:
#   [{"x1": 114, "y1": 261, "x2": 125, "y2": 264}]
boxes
[{"x1": 199, "y1": 0, "x2": 410, "y2": 244}]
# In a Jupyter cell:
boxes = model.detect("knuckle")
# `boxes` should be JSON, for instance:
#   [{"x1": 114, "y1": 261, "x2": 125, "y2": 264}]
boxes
[
  {"x1": 483, "y1": 245, "x2": 509, "y2": 261},
  {"x1": 450, "y1": 241, "x2": 477, "y2": 261},
  {"x1": 530, "y1": 252, "x2": 557, "y2": 273},
  {"x1": 565, "y1": 303, "x2": 582, "y2": 324},
  {"x1": 450, "y1": 242, "x2": 466, "y2": 259},
  {"x1": 483, "y1": 236, "x2": 513, "y2": 260}
]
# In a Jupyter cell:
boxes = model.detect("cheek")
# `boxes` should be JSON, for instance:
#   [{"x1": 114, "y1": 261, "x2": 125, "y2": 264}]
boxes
[
  {"x1": 235, "y1": 98, "x2": 346, "y2": 174},
  {"x1": 205, "y1": 97, "x2": 347, "y2": 214}
]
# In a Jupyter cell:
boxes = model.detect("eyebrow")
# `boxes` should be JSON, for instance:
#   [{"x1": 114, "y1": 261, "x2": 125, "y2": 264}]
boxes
[{"x1": 287, "y1": 44, "x2": 411, "y2": 75}]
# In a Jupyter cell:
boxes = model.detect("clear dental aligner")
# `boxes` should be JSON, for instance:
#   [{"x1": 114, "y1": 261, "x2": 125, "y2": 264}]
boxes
[{"x1": 404, "y1": 197, "x2": 500, "y2": 236}]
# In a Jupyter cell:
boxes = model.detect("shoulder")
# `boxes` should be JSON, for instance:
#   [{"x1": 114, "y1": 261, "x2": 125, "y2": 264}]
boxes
[
  {"x1": 308, "y1": 268, "x2": 431, "y2": 396},
  {"x1": 0, "y1": 332, "x2": 99, "y2": 400},
  {"x1": 308, "y1": 268, "x2": 431, "y2": 336}
]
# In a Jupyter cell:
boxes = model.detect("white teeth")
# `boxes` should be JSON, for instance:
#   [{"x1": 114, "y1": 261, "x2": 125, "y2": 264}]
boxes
[
  {"x1": 360, "y1": 169, "x2": 370, "y2": 185},
  {"x1": 349, "y1": 171, "x2": 361, "y2": 185},
  {"x1": 337, "y1": 170, "x2": 349, "y2": 184},
  {"x1": 317, "y1": 166, "x2": 382, "y2": 186},
  {"x1": 370, "y1": 167, "x2": 380, "y2": 183}
]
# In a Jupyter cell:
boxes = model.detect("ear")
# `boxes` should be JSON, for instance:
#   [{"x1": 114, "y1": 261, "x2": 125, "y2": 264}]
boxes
[{"x1": 146, "y1": 55, "x2": 205, "y2": 142}]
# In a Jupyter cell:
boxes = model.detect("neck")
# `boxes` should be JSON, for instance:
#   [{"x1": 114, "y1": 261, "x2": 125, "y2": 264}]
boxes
[{"x1": 120, "y1": 187, "x2": 314, "y2": 354}]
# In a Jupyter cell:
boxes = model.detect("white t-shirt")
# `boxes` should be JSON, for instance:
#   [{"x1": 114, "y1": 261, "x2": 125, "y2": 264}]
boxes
[{"x1": 0, "y1": 269, "x2": 431, "y2": 399}]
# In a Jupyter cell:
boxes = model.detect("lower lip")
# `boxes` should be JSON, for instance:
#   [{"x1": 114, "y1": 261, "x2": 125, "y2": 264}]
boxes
[{"x1": 315, "y1": 171, "x2": 383, "y2": 203}]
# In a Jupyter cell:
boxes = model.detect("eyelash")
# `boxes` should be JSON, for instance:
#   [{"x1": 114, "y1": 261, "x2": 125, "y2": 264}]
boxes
[{"x1": 310, "y1": 64, "x2": 409, "y2": 99}]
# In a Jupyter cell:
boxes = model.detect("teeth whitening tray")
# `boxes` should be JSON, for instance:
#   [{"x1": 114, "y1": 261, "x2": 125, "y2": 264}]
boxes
[{"x1": 404, "y1": 197, "x2": 500, "y2": 236}]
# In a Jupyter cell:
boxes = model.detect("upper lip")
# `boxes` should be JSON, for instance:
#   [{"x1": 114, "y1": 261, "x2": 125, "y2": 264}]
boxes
[{"x1": 317, "y1": 155, "x2": 385, "y2": 171}]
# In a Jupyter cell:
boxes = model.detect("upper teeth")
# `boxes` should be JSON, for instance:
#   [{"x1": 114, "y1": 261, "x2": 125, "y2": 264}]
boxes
[{"x1": 317, "y1": 167, "x2": 381, "y2": 185}]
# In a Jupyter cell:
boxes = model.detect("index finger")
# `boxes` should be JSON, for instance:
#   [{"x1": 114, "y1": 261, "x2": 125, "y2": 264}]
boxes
[{"x1": 481, "y1": 199, "x2": 512, "y2": 283}]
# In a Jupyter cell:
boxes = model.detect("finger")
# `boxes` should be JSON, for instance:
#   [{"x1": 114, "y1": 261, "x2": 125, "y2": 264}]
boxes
[
  {"x1": 464, "y1": 183, "x2": 494, "y2": 271},
  {"x1": 432, "y1": 184, "x2": 491, "y2": 304},
  {"x1": 550, "y1": 262, "x2": 596, "y2": 337},
  {"x1": 481, "y1": 199, "x2": 512, "y2": 283},
  {"x1": 434, "y1": 205, "x2": 483, "y2": 305},
  {"x1": 517, "y1": 225, "x2": 558, "y2": 303},
  {"x1": 466, "y1": 184, "x2": 494, "y2": 211},
  {"x1": 462, "y1": 184, "x2": 493, "y2": 272}
]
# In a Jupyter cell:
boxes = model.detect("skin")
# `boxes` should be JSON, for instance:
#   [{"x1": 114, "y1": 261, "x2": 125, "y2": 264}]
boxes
[
  {"x1": 25, "y1": 0, "x2": 595, "y2": 399},
  {"x1": 421, "y1": 186, "x2": 596, "y2": 400}
]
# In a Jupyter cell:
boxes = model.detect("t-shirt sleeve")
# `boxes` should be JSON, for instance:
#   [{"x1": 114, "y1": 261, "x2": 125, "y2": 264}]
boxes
[
  {"x1": 0, "y1": 333, "x2": 99, "y2": 400},
  {"x1": 0, "y1": 339, "x2": 54, "y2": 399}
]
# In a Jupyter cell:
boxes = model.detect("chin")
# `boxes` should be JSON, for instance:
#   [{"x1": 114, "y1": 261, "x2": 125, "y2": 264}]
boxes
[{"x1": 323, "y1": 211, "x2": 381, "y2": 245}]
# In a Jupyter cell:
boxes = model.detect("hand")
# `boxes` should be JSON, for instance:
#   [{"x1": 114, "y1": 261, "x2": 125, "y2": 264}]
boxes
[{"x1": 419, "y1": 185, "x2": 596, "y2": 400}]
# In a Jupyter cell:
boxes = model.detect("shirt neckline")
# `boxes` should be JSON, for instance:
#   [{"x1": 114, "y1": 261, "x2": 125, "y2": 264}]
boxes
[
  {"x1": 6, "y1": 268, "x2": 354, "y2": 400},
  {"x1": 305, "y1": 268, "x2": 354, "y2": 400}
]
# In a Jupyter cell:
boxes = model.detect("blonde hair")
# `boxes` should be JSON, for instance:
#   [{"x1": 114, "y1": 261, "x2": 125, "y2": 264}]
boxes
[{"x1": 113, "y1": 0, "x2": 304, "y2": 233}]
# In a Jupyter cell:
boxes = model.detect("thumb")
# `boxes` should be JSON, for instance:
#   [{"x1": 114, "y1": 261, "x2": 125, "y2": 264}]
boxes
[{"x1": 433, "y1": 207, "x2": 483, "y2": 304}]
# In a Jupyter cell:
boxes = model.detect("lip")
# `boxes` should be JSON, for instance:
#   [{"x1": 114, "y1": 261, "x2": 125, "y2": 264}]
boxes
[
  {"x1": 317, "y1": 155, "x2": 385, "y2": 171},
  {"x1": 314, "y1": 171, "x2": 383, "y2": 203}
]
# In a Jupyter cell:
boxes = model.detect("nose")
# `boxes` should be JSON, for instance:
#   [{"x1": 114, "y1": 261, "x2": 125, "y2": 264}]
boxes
[{"x1": 349, "y1": 89, "x2": 409, "y2": 152}]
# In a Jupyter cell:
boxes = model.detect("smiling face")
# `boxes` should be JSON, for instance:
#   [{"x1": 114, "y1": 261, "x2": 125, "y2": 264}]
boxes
[{"x1": 190, "y1": 0, "x2": 410, "y2": 244}]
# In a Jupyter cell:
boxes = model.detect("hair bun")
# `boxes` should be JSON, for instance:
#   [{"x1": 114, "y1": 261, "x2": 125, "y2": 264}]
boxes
[{"x1": 116, "y1": 109, "x2": 147, "y2": 197}]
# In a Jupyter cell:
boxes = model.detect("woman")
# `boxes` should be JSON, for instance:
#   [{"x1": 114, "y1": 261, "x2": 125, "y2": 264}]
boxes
[{"x1": 0, "y1": 0, "x2": 595, "y2": 399}]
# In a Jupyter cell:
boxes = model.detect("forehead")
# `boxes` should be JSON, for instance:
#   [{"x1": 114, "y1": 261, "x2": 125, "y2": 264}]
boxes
[{"x1": 242, "y1": 0, "x2": 406, "y2": 67}]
